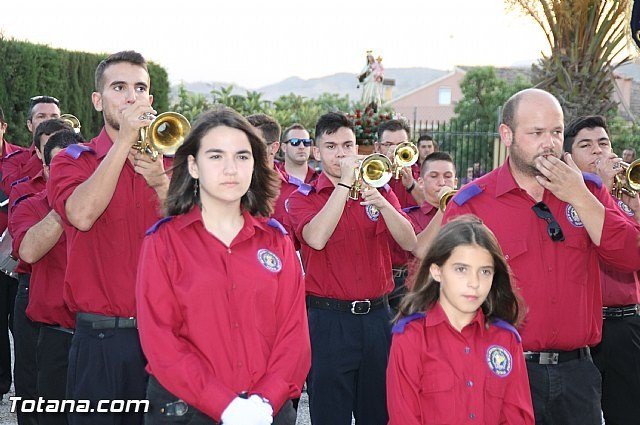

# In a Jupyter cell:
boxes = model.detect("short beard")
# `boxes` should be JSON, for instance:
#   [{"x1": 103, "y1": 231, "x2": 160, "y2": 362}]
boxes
[
  {"x1": 509, "y1": 138, "x2": 558, "y2": 178},
  {"x1": 104, "y1": 111, "x2": 120, "y2": 132}
]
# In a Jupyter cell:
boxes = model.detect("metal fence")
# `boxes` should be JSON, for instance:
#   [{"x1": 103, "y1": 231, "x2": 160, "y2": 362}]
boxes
[{"x1": 410, "y1": 120, "x2": 506, "y2": 180}]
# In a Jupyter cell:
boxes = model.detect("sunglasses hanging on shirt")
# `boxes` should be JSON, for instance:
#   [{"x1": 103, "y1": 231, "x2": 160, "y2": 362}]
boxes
[{"x1": 531, "y1": 202, "x2": 565, "y2": 242}]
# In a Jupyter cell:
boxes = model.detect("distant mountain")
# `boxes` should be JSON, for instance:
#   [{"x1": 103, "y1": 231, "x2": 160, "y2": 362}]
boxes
[{"x1": 170, "y1": 67, "x2": 449, "y2": 103}]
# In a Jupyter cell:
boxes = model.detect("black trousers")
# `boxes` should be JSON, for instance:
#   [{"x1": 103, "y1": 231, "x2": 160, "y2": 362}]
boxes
[
  {"x1": 0, "y1": 271, "x2": 17, "y2": 395},
  {"x1": 388, "y1": 267, "x2": 408, "y2": 314},
  {"x1": 591, "y1": 315, "x2": 640, "y2": 425},
  {"x1": 144, "y1": 376, "x2": 296, "y2": 425},
  {"x1": 307, "y1": 305, "x2": 392, "y2": 425},
  {"x1": 37, "y1": 326, "x2": 73, "y2": 425},
  {"x1": 526, "y1": 355, "x2": 602, "y2": 425},
  {"x1": 14, "y1": 273, "x2": 40, "y2": 425},
  {"x1": 66, "y1": 319, "x2": 147, "y2": 425}
]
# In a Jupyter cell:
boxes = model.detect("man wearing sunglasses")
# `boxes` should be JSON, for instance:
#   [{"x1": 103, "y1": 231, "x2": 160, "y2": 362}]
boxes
[
  {"x1": 280, "y1": 123, "x2": 317, "y2": 183},
  {"x1": 440, "y1": 89, "x2": 640, "y2": 425},
  {"x1": 564, "y1": 115, "x2": 640, "y2": 425}
]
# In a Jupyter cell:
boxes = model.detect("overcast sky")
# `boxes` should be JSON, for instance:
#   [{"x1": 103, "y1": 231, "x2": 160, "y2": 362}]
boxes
[{"x1": 2, "y1": 0, "x2": 555, "y2": 88}]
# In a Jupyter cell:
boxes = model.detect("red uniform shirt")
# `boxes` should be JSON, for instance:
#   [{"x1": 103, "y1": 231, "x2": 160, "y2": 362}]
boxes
[
  {"x1": 444, "y1": 159, "x2": 640, "y2": 351},
  {"x1": 136, "y1": 207, "x2": 310, "y2": 421},
  {"x1": 272, "y1": 166, "x2": 317, "y2": 246},
  {"x1": 1, "y1": 145, "x2": 39, "y2": 197},
  {"x1": 599, "y1": 197, "x2": 640, "y2": 307},
  {"x1": 0, "y1": 141, "x2": 25, "y2": 233},
  {"x1": 47, "y1": 128, "x2": 169, "y2": 317},
  {"x1": 9, "y1": 171, "x2": 46, "y2": 215},
  {"x1": 403, "y1": 202, "x2": 440, "y2": 288},
  {"x1": 287, "y1": 172, "x2": 406, "y2": 300},
  {"x1": 388, "y1": 176, "x2": 418, "y2": 209},
  {"x1": 12, "y1": 190, "x2": 73, "y2": 328},
  {"x1": 387, "y1": 303, "x2": 534, "y2": 425}
]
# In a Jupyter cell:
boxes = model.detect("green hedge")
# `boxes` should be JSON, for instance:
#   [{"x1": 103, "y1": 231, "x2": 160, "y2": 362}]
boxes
[{"x1": 0, "y1": 37, "x2": 169, "y2": 147}]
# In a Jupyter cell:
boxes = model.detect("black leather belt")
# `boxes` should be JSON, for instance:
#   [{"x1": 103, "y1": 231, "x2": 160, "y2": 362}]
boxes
[
  {"x1": 524, "y1": 347, "x2": 590, "y2": 365},
  {"x1": 602, "y1": 304, "x2": 640, "y2": 319},
  {"x1": 392, "y1": 267, "x2": 408, "y2": 278},
  {"x1": 306, "y1": 295, "x2": 387, "y2": 315},
  {"x1": 76, "y1": 312, "x2": 137, "y2": 330}
]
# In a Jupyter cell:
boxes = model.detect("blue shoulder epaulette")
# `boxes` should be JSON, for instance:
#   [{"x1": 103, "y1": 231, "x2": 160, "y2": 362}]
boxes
[
  {"x1": 402, "y1": 205, "x2": 420, "y2": 213},
  {"x1": 10, "y1": 176, "x2": 30, "y2": 188},
  {"x1": 267, "y1": 218, "x2": 288, "y2": 235},
  {"x1": 492, "y1": 319, "x2": 522, "y2": 343},
  {"x1": 297, "y1": 183, "x2": 313, "y2": 196},
  {"x1": 4, "y1": 150, "x2": 24, "y2": 160},
  {"x1": 11, "y1": 193, "x2": 32, "y2": 210},
  {"x1": 581, "y1": 172, "x2": 603, "y2": 188},
  {"x1": 453, "y1": 183, "x2": 483, "y2": 207},
  {"x1": 65, "y1": 144, "x2": 95, "y2": 160},
  {"x1": 145, "y1": 216, "x2": 174, "y2": 236},
  {"x1": 392, "y1": 312, "x2": 426, "y2": 334}
]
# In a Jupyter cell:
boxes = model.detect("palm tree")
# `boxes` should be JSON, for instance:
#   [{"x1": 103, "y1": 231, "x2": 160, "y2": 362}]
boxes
[{"x1": 506, "y1": 0, "x2": 630, "y2": 123}]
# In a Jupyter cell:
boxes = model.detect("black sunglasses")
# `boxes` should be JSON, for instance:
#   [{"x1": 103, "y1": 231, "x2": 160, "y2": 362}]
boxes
[
  {"x1": 286, "y1": 138, "x2": 313, "y2": 147},
  {"x1": 531, "y1": 202, "x2": 565, "y2": 242},
  {"x1": 30, "y1": 95, "x2": 60, "y2": 106}
]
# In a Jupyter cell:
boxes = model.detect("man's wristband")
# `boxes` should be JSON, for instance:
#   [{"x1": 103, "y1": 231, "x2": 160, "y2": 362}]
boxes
[
  {"x1": 406, "y1": 181, "x2": 416, "y2": 193},
  {"x1": 337, "y1": 182, "x2": 351, "y2": 190}
]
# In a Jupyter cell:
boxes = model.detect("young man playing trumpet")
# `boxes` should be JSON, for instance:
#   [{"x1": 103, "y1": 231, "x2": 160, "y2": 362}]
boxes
[
  {"x1": 287, "y1": 112, "x2": 416, "y2": 425},
  {"x1": 564, "y1": 115, "x2": 640, "y2": 425}
]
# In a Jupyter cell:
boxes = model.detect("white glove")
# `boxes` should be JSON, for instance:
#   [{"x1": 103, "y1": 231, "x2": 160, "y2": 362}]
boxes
[
  {"x1": 248, "y1": 394, "x2": 273, "y2": 418},
  {"x1": 221, "y1": 396, "x2": 273, "y2": 425}
]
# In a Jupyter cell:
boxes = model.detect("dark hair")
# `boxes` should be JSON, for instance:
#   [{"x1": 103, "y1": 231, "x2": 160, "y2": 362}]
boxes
[
  {"x1": 377, "y1": 119, "x2": 410, "y2": 141},
  {"x1": 397, "y1": 215, "x2": 525, "y2": 327},
  {"x1": 563, "y1": 115, "x2": 609, "y2": 154},
  {"x1": 165, "y1": 107, "x2": 280, "y2": 217},
  {"x1": 281, "y1": 123, "x2": 308, "y2": 143},
  {"x1": 420, "y1": 151, "x2": 455, "y2": 177},
  {"x1": 27, "y1": 96, "x2": 60, "y2": 121},
  {"x1": 315, "y1": 112, "x2": 355, "y2": 144},
  {"x1": 500, "y1": 91, "x2": 525, "y2": 132},
  {"x1": 418, "y1": 134, "x2": 439, "y2": 151},
  {"x1": 95, "y1": 51, "x2": 147, "y2": 92},
  {"x1": 43, "y1": 130, "x2": 83, "y2": 165},
  {"x1": 246, "y1": 114, "x2": 281, "y2": 144},
  {"x1": 33, "y1": 119, "x2": 72, "y2": 151}
]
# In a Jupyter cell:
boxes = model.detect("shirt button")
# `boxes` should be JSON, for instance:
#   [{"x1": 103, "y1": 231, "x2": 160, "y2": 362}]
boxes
[
  {"x1": 232, "y1": 284, "x2": 237, "y2": 289},
  {"x1": 234, "y1": 322, "x2": 239, "y2": 328},
  {"x1": 469, "y1": 413, "x2": 476, "y2": 419},
  {"x1": 504, "y1": 254, "x2": 510, "y2": 260},
  {"x1": 237, "y1": 362, "x2": 242, "y2": 368},
  {"x1": 136, "y1": 202, "x2": 141, "y2": 208},
  {"x1": 464, "y1": 347, "x2": 470, "y2": 354},
  {"x1": 98, "y1": 333, "x2": 105, "y2": 339},
  {"x1": 467, "y1": 380, "x2": 473, "y2": 387}
]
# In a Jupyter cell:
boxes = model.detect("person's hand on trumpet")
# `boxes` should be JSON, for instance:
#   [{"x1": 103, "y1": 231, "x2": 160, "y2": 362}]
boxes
[
  {"x1": 117, "y1": 99, "x2": 156, "y2": 149},
  {"x1": 595, "y1": 153, "x2": 624, "y2": 192}
]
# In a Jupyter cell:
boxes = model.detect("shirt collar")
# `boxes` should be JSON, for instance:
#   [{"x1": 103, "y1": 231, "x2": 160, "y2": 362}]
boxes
[
  {"x1": 94, "y1": 127, "x2": 115, "y2": 159},
  {"x1": 420, "y1": 201, "x2": 437, "y2": 215},
  {"x1": 495, "y1": 157, "x2": 520, "y2": 197},
  {"x1": 315, "y1": 172, "x2": 338, "y2": 192},
  {"x1": 174, "y1": 205, "x2": 269, "y2": 242},
  {"x1": 426, "y1": 301, "x2": 486, "y2": 333}
]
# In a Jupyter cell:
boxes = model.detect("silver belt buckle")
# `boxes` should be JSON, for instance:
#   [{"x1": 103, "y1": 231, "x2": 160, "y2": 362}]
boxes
[
  {"x1": 351, "y1": 300, "x2": 371, "y2": 314},
  {"x1": 539, "y1": 352, "x2": 559, "y2": 365}
]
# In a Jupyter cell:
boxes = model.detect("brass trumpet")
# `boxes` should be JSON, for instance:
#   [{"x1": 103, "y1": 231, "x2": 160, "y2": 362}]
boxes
[
  {"x1": 391, "y1": 141, "x2": 419, "y2": 179},
  {"x1": 134, "y1": 112, "x2": 191, "y2": 161},
  {"x1": 349, "y1": 154, "x2": 393, "y2": 200},
  {"x1": 612, "y1": 159, "x2": 640, "y2": 199},
  {"x1": 60, "y1": 114, "x2": 81, "y2": 134},
  {"x1": 438, "y1": 189, "x2": 458, "y2": 212}
]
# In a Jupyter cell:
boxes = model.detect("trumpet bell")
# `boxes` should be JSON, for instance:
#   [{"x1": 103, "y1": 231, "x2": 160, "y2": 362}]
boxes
[
  {"x1": 393, "y1": 142, "x2": 419, "y2": 168},
  {"x1": 613, "y1": 159, "x2": 640, "y2": 198},
  {"x1": 627, "y1": 159, "x2": 640, "y2": 192},
  {"x1": 60, "y1": 114, "x2": 81, "y2": 134},
  {"x1": 361, "y1": 154, "x2": 393, "y2": 187},
  {"x1": 148, "y1": 112, "x2": 191, "y2": 157},
  {"x1": 438, "y1": 189, "x2": 458, "y2": 212}
]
